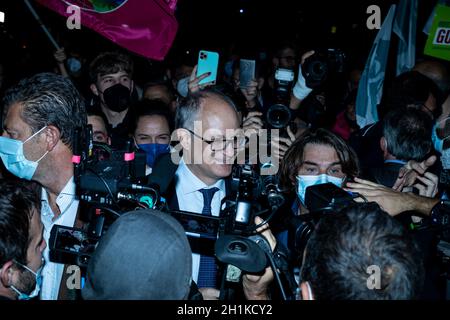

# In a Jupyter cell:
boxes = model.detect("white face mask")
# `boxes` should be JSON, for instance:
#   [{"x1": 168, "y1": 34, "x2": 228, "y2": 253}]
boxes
[
  {"x1": 296, "y1": 174, "x2": 344, "y2": 205},
  {"x1": 176, "y1": 76, "x2": 190, "y2": 98}
]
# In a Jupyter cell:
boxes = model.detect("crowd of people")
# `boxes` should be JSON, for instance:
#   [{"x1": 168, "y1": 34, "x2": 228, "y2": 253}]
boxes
[{"x1": 0, "y1": 39, "x2": 449, "y2": 301}]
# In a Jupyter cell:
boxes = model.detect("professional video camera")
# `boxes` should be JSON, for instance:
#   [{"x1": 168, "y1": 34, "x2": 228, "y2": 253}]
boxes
[
  {"x1": 289, "y1": 182, "x2": 357, "y2": 266},
  {"x1": 215, "y1": 163, "x2": 301, "y2": 300},
  {"x1": 302, "y1": 48, "x2": 346, "y2": 88},
  {"x1": 49, "y1": 125, "x2": 162, "y2": 268}
]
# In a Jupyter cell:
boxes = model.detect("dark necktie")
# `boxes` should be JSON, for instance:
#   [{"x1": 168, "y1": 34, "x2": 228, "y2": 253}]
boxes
[{"x1": 197, "y1": 187, "x2": 219, "y2": 288}]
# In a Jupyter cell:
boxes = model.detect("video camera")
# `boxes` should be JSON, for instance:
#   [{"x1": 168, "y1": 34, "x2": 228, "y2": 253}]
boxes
[
  {"x1": 49, "y1": 125, "x2": 162, "y2": 268},
  {"x1": 302, "y1": 48, "x2": 346, "y2": 89},
  {"x1": 289, "y1": 183, "x2": 357, "y2": 266}
]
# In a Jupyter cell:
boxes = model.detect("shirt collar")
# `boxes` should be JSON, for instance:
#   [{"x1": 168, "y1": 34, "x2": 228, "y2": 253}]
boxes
[
  {"x1": 175, "y1": 158, "x2": 225, "y2": 195},
  {"x1": 41, "y1": 176, "x2": 76, "y2": 215},
  {"x1": 384, "y1": 159, "x2": 407, "y2": 165}
]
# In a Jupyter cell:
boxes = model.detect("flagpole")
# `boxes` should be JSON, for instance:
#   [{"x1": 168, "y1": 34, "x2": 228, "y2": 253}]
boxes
[{"x1": 23, "y1": 0, "x2": 60, "y2": 50}]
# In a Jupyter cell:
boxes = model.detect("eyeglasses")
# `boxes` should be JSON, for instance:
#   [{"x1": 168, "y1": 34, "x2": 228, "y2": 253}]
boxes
[{"x1": 186, "y1": 129, "x2": 248, "y2": 151}]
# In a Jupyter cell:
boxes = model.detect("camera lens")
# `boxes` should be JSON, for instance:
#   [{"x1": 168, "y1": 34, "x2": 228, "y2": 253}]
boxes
[
  {"x1": 266, "y1": 104, "x2": 291, "y2": 129},
  {"x1": 311, "y1": 60, "x2": 327, "y2": 79}
]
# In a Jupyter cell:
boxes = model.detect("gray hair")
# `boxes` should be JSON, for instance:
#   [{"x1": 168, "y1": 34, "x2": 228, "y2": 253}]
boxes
[
  {"x1": 383, "y1": 108, "x2": 432, "y2": 161},
  {"x1": 174, "y1": 89, "x2": 238, "y2": 130},
  {"x1": 2, "y1": 72, "x2": 87, "y2": 151}
]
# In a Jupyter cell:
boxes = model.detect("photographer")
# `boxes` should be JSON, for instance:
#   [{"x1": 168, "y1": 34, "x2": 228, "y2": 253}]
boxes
[
  {"x1": 279, "y1": 128, "x2": 360, "y2": 215},
  {"x1": 299, "y1": 202, "x2": 424, "y2": 300},
  {"x1": 241, "y1": 49, "x2": 316, "y2": 161},
  {"x1": 275, "y1": 128, "x2": 359, "y2": 251},
  {"x1": 0, "y1": 72, "x2": 87, "y2": 300},
  {"x1": 82, "y1": 210, "x2": 193, "y2": 300},
  {"x1": 0, "y1": 180, "x2": 46, "y2": 300}
]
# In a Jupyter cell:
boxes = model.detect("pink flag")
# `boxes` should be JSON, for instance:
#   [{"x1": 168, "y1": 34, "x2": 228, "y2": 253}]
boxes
[{"x1": 36, "y1": 0, "x2": 178, "y2": 61}]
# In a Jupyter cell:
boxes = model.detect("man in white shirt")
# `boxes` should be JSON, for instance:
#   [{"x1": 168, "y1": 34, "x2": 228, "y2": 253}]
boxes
[
  {"x1": 0, "y1": 73, "x2": 87, "y2": 300},
  {"x1": 168, "y1": 89, "x2": 274, "y2": 299}
]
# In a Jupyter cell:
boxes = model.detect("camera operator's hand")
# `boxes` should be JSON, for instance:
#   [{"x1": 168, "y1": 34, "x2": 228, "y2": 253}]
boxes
[
  {"x1": 242, "y1": 111, "x2": 264, "y2": 133},
  {"x1": 242, "y1": 216, "x2": 276, "y2": 300},
  {"x1": 345, "y1": 177, "x2": 439, "y2": 217},
  {"x1": 290, "y1": 50, "x2": 315, "y2": 110},
  {"x1": 240, "y1": 79, "x2": 259, "y2": 109},
  {"x1": 188, "y1": 65, "x2": 212, "y2": 94},
  {"x1": 392, "y1": 155, "x2": 437, "y2": 192},
  {"x1": 270, "y1": 125, "x2": 296, "y2": 160}
]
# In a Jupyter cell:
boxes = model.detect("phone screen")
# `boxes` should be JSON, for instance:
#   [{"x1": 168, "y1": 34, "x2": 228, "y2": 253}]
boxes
[
  {"x1": 197, "y1": 50, "x2": 219, "y2": 86},
  {"x1": 239, "y1": 59, "x2": 256, "y2": 88}
]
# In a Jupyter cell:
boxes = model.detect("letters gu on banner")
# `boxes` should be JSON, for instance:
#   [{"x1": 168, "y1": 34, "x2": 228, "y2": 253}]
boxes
[
  {"x1": 35, "y1": 0, "x2": 178, "y2": 61},
  {"x1": 424, "y1": 4, "x2": 450, "y2": 62}
]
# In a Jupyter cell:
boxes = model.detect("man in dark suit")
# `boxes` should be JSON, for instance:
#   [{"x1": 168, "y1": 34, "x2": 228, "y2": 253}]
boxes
[
  {"x1": 366, "y1": 107, "x2": 433, "y2": 188},
  {"x1": 151, "y1": 89, "x2": 275, "y2": 300}
]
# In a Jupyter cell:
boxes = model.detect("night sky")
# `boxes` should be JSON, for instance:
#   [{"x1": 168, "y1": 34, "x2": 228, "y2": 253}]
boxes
[{"x1": 0, "y1": 0, "x2": 438, "y2": 86}]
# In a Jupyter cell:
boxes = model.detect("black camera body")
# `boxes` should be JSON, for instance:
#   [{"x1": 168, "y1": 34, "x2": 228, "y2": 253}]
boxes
[
  {"x1": 49, "y1": 127, "x2": 161, "y2": 267},
  {"x1": 49, "y1": 225, "x2": 99, "y2": 269},
  {"x1": 264, "y1": 68, "x2": 295, "y2": 130},
  {"x1": 289, "y1": 183, "x2": 356, "y2": 265},
  {"x1": 302, "y1": 48, "x2": 346, "y2": 88}
]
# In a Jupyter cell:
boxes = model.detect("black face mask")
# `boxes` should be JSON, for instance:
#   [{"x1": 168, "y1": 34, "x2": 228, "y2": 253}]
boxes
[{"x1": 102, "y1": 83, "x2": 131, "y2": 112}]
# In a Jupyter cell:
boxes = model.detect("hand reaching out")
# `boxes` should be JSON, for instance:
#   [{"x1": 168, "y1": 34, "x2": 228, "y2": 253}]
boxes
[{"x1": 392, "y1": 155, "x2": 437, "y2": 191}]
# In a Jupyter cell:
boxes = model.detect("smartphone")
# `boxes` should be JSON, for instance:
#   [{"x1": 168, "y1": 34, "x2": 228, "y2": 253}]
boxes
[
  {"x1": 239, "y1": 59, "x2": 256, "y2": 88},
  {"x1": 197, "y1": 50, "x2": 219, "y2": 86}
]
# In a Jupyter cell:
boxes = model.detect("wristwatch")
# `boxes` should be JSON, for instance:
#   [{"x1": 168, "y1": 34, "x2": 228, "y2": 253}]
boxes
[{"x1": 430, "y1": 200, "x2": 450, "y2": 227}]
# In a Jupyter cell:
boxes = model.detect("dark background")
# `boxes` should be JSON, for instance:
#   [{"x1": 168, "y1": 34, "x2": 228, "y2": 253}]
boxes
[{"x1": 0, "y1": 0, "x2": 439, "y2": 86}]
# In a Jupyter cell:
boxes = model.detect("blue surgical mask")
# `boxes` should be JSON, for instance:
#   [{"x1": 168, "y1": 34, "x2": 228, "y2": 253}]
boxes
[
  {"x1": 176, "y1": 76, "x2": 189, "y2": 98},
  {"x1": 66, "y1": 57, "x2": 82, "y2": 74},
  {"x1": 0, "y1": 126, "x2": 49, "y2": 180},
  {"x1": 432, "y1": 118, "x2": 450, "y2": 153},
  {"x1": 10, "y1": 259, "x2": 44, "y2": 300},
  {"x1": 138, "y1": 143, "x2": 170, "y2": 168},
  {"x1": 296, "y1": 174, "x2": 344, "y2": 205}
]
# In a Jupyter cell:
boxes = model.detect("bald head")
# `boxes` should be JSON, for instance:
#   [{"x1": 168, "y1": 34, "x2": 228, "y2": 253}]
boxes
[{"x1": 175, "y1": 89, "x2": 239, "y2": 130}]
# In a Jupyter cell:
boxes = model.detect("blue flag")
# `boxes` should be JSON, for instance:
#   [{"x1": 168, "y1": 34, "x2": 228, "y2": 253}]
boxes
[
  {"x1": 356, "y1": 5, "x2": 396, "y2": 128},
  {"x1": 394, "y1": 0, "x2": 417, "y2": 76}
]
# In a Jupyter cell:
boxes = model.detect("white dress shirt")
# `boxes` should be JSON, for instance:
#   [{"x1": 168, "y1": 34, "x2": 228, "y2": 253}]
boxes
[
  {"x1": 175, "y1": 159, "x2": 226, "y2": 284},
  {"x1": 40, "y1": 177, "x2": 79, "y2": 300}
]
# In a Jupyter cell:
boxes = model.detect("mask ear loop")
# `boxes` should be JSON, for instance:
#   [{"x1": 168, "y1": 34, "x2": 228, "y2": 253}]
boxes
[{"x1": 23, "y1": 126, "x2": 47, "y2": 144}]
